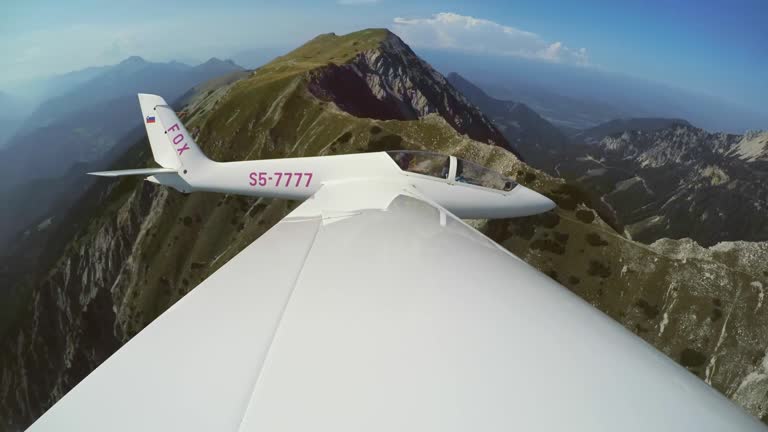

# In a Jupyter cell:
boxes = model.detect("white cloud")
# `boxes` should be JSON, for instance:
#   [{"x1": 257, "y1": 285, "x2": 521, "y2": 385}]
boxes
[{"x1": 392, "y1": 12, "x2": 589, "y2": 65}]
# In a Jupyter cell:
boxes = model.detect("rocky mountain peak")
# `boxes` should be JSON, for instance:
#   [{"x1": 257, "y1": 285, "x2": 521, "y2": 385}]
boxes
[
  {"x1": 302, "y1": 29, "x2": 517, "y2": 155},
  {"x1": 119, "y1": 55, "x2": 147, "y2": 66},
  {"x1": 199, "y1": 57, "x2": 238, "y2": 67}
]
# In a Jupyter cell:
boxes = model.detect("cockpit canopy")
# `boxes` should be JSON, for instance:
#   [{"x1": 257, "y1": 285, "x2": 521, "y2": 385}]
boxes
[
  {"x1": 387, "y1": 151, "x2": 451, "y2": 179},
  {"x1": 386, "y1": 150, "x2": 517, "y2": 192}
]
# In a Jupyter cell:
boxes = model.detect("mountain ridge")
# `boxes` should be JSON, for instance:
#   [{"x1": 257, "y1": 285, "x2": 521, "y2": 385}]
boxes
[
  {"x1": 20, "y1": 56, "x2": 244, "y2": 130},
  {"x1": 570, "y1": 117, "x2": 693, "y2": 145}
]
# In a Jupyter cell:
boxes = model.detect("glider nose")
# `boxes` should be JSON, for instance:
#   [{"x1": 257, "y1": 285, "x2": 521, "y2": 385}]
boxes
[{"x1": 512, "y1": 185, "x2": 556, "y2": 216}]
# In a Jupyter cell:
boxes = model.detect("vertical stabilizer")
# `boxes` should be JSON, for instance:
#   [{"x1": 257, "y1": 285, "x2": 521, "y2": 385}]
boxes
[
  {"x1": 153, "y1": 103, "x2": 210, "y2": 172},
  {"x1": 138, "y1": 93, "x2": 211, "y2": 173},
  {"x1": 138, "y1": 94, "x2": 181, "y2": 169}
]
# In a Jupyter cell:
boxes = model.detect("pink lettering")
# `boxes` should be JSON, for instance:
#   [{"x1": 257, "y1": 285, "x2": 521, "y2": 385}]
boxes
[
  {"x1": 167, "y1": 123, "x2": 180, "y2": 133},
  {"x1": 177, "y1": 143, "x2": 190, "y2": 155},
  {"x1": 246, "y1": 171, "x2": 315, "y2": 187},
  {"x1": 173, "y1": 134, "x2": 183, "y2": 145}
]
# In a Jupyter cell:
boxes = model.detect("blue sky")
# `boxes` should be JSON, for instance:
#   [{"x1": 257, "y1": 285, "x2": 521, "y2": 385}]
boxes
[{"x1": 1, "y1": 0, "x2": 766, "y2": 116}]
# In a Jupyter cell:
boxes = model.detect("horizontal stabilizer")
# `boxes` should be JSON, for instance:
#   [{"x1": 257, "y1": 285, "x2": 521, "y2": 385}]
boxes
[{"x1": 87, "y1": 168, "x2": 178, "y2": 177}]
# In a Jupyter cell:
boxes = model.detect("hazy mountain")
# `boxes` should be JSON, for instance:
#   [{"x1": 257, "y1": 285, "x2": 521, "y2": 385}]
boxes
[
  {"x1": 6, "y1": 64, "x2": 112, "y2": 109},
  {"x1": 19, "y1": 57, "x2": 237, "y2": 131},
  {"x1": 1, "y1": 29, "x2": 766, "y2": 429},
  {"x1": 0, "y1": 65, "x2": 112, "y2": 146},
  {"x1": 420, "y1": 49, "x2": 767, "y2": 133},
  {"x1": 447, "y1": 72, "x2": 569, "y2": 170},
  {"x1": 483, "y1": 79, "x2": 636, "y2": 130},
  {"x1": 569, "y1": 117, "x2": 693, "y2": 145},
  {"x1": 0, "y1": 91, "x2": 33, "y2": 149},
  {"x1": 0, "y1": 57, "x2": 244, "y2": 252},
  {"x1": 556, "y1": 125, "x2": 768, "y2": 245}
]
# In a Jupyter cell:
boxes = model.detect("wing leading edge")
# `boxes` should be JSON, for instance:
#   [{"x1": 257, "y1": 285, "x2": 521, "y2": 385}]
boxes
[{"x1": 29, "y1": 185, "x2": 766, "y2": 431}]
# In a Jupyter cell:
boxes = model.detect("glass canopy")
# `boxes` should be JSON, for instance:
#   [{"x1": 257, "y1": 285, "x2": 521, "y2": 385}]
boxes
[
  {"x1": 386, "y1": 151, "x2": 517, "y2": 192},
  {"x1": 455, "y1": 158, "x2": 517, "y2": 191},
  {"x1": 387, "y1": 151, "x2": 450, "y2": 179}
]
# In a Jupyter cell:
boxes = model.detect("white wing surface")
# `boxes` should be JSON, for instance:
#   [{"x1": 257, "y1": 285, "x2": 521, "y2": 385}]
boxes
[{"x1": 28, "y1": 185, "x2": 766, "y2": 431}]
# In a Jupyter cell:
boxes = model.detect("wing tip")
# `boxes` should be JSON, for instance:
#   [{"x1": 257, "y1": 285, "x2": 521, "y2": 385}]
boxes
[{"x1": 87, "y1": 171, "x2": 113, "y2": 177}]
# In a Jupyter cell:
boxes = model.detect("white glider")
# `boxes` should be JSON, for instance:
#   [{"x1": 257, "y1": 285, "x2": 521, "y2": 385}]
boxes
[{"x1": 28, "y1": 94, "x2": 766, "y2": 431}]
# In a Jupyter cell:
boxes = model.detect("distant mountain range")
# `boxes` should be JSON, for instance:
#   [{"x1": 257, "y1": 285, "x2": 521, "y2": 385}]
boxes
[
  {"x1": 447, "y1": 73, "x2": 768, "y2": 246},
  {"x1": 447, "y1": 72, "x2": 568, "y2": 170},
  {"x1": 422, "y1": 49, "x2": 767, "y2": 133},
  {"x1": 0, "y1": 91, "x2": 33, "y2": 149},
  {"x1": 18, "y1": 56, "x2": 243, "y2": 132},
  {"x1": 481, "y1": 79, "x2": 635, "y2": 131},
  {"x1": 0, "y1": 56, "x2": 244, "y2": 254},
  {"x1": 569, "y1": 117, "x2": 692, "y2": 145},
  {"x1": 556, "y1": 125, "x2": 768, "y2": 246},
  {"x1": 2, "y1": 29, "x2": 767, "y2": 428},
  {"x1": 8, "y1": 64, "x2": 111, "y2": 106}
]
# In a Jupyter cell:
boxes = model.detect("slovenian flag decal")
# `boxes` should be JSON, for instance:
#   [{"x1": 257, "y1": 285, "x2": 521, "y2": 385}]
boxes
[{"x1": 145, "y1": 115, "x2": 156, "y2": 124}]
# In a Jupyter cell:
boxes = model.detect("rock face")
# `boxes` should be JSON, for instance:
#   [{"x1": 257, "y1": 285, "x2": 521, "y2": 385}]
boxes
[
  {"x1": 306, "y1": 32, "x2": 518, "y2": 157},
  {"x1": 0, "y1": 179, "x2": 159, "y2": 427},
  {"x1": 733, "y1": 130, "x2": 768, "y2": 162},
  {"x1": 647, "y1": 239, "x2": 768, "y2": 419},
  {"x1": 556, "y1": 125, "x2": 768, "y2": 246},
  {"x1": 1, "y1": 29, "x2": 766, "y2": 429}
]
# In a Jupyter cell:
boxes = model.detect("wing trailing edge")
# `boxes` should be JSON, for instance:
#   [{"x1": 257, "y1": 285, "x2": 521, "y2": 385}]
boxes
[{"x1": 87, "y1": 168, "x2": 178, "y2": 177}]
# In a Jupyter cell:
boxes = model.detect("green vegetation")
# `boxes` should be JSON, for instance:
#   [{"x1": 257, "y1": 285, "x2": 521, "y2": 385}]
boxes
[
  {"x1": 586, "y1": 232, "x2": 609, "y2": 247},
  {"x1": 575, "y1": 209, "x2": 595, "y2": 224},
  {"x1": 531, "y1": 238, "x2": 566, "y2": 255},
  {"x1": 680, "y1": 348, "x2": 708, "y2": 368}
]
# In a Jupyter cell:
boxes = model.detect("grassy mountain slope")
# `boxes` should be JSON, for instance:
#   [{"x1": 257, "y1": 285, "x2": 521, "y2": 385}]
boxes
[{"x1": 1, "y1": 29, "x2": 766, "y2": 429}]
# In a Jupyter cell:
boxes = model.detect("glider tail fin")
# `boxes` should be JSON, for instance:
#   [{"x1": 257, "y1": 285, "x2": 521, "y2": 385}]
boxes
[
  {"x1": 137, "y1": 93, "x2": 210, "y2": 172},
  {"x1": 87, "y1": 94, "x2": 211, "y2": 194}
]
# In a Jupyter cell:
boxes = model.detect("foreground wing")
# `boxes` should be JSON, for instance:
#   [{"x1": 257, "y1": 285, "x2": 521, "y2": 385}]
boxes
[
  {"x1": 29, "y1": 211, "x2": 323, "y2": 431},
  {"x1": 29, "y1": 187, "x2": 765, "y2": 431}
]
